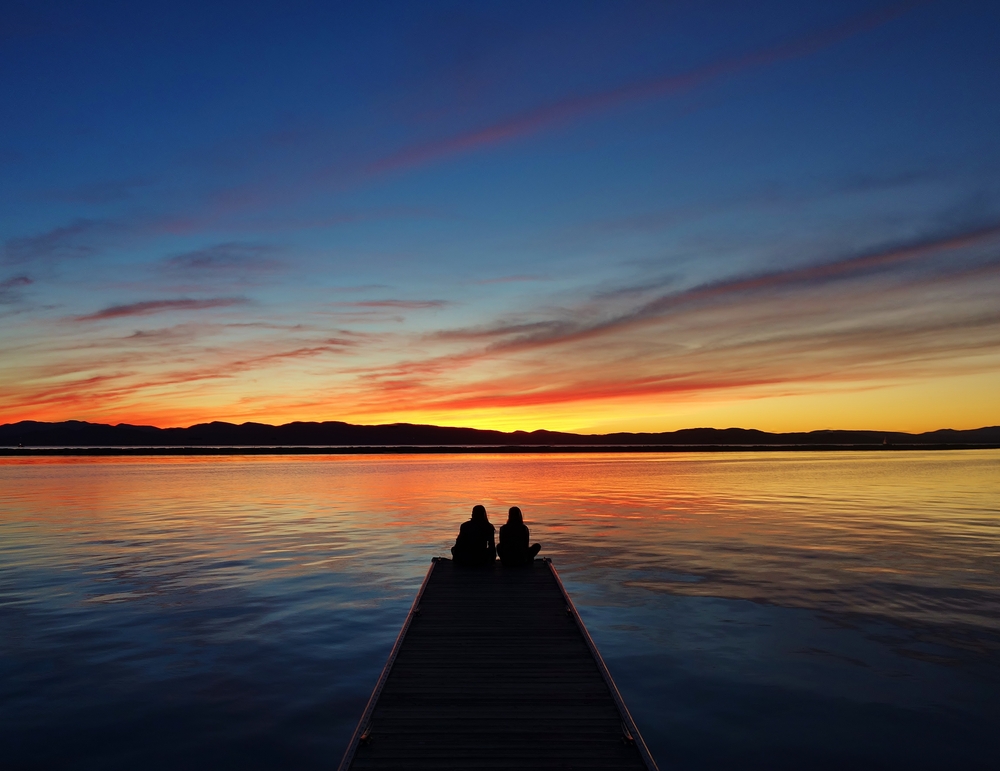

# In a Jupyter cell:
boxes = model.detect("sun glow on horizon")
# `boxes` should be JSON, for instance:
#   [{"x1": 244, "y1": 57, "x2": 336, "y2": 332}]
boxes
[{"x1": 6, "y1": 367, "x2": 998, "y2": 435}]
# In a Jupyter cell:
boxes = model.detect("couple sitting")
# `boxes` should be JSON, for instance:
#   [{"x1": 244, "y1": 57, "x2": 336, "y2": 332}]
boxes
[{"x1": 451, "y1": 505, "x2": 541, "y2": 567}]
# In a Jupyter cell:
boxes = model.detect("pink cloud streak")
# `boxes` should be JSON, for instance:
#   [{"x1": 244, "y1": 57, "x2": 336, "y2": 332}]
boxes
[
  {"x1": 367, "y1": 1, "x2": 925, "y2": 177},
  {"x1": 75, "y1": 297, "x2": 249, "y2": 322}
]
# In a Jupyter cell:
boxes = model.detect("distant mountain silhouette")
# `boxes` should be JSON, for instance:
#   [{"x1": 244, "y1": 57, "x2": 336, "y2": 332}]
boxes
[{"x1": 2, "y1": 420, "x2": 999, "y2": 447}]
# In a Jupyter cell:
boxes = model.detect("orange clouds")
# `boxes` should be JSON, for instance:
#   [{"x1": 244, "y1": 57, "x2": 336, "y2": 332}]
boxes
[{"x1": 5, "y1": 218, "x2": 995, "y2": 433}]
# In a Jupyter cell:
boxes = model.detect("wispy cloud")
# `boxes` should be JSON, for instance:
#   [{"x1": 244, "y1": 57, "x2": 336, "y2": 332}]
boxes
[
  {"x1": 0, "y1": 329, "x2": 374, "y2": 426},
  {"x1": 2, "y1": 219, "x2": 112, "y2": 265},
  {"x1": 0, "y1": 275, "x2": 32, "y2": 304},
  {"x1": 7, "y1": 215, "x2": 996, "y2": 428},
  {"x1": 352, "y1": 298, "x2": 1000, "y2": 417},
  {"x1": 472, "y1": 274, "x2": 547, "y2": 285},
  {"x1": 334, "y1": 299, "x2": 450, "y2": 310},
  {"x1": 26, "y1": 5, "x2": 918, "y2": 242},
  {"x1": 431, "y1": 221, "x2": 1000, "y2": 354},
  {"x1": 161, "y1": 242, "x2": 283, "y2": 276},
  {"x1": 365, "y1": 1, "x2": 924, "y2": 177},
  {"x1": 75, "y1": 297, "x2": 249, "y2": 322},
  {"x1": 593, "y1": 168, "x2": 947, "y2": 236},
  {"x1": 292, "y1": 219, "x2": 999, "y2": 419}
]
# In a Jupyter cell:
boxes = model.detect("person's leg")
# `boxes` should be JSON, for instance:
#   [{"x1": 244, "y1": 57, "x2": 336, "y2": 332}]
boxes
[{"x1": 528, "y1": 543, "x2": 541, "y2": 560}]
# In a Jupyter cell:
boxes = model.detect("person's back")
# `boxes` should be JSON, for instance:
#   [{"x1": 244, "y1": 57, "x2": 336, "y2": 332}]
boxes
[
  {"x1": 451, "y1": 505, "x2": 496, "y2": 565},
  {"x1": 497, "y1": 506, "x2": 541, "y2": 566}
]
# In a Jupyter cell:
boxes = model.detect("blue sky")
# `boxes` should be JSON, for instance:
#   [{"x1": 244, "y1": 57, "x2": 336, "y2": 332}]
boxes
[{"x1": 2, "y1": 0, "x2": 999, "y2": 431}]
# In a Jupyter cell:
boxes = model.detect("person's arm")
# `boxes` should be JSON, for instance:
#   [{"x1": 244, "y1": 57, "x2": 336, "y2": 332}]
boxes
[{"x1": 487, "y1": 527, "x2": 496, "y2": 559}]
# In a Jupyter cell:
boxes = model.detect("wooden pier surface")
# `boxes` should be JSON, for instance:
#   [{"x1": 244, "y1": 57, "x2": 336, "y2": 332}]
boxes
[{"x1": 339, "y1": 557, "x2": 657, "y2": 771}]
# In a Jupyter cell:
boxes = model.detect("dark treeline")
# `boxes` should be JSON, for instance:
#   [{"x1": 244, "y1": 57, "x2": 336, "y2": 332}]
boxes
[{"x1": 2, "y1": 420, "x2": 999, "y2": 448}]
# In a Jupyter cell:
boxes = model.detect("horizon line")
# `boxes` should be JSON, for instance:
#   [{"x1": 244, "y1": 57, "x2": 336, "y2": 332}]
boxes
[{"x1": 3, "y1": 418, "x2": 998, "y2": 437}]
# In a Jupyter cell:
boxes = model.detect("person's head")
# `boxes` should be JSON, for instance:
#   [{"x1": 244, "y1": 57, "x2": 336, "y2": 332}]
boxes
[
  {"x1": 507, "y1": 506, "x2": 523, "y2": 525},
  {"x1": 471, "y1": 504, "x2": 489, "y2": 523}
]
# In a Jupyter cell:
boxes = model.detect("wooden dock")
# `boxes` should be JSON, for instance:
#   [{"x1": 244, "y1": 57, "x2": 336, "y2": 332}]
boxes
[{"x1": 339, "y1": 557, "x2": 657, "y2": 771}]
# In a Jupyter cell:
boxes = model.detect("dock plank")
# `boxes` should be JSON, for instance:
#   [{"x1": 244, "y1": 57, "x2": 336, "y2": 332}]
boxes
[{"x1": 340, "y1": 558, "x2": 656, "y2": 770}]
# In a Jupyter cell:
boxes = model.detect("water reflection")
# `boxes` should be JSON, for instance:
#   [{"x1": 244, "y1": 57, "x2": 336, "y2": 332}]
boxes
[{"x1": 1, "y1": 452, "x2": 999, "y2": 769}]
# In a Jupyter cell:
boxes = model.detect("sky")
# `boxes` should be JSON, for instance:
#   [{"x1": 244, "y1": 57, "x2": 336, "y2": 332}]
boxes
[{"x1": 2, "y1": 0, "x2": 999, "y2": 433}]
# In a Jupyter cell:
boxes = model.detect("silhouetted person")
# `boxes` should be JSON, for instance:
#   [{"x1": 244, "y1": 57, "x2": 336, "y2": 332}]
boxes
[
  {"x1": 497, "y1": 506, "x2": 541, "y2": 566},
  {"x1": 451, "y1": 504, "x2": 496, "y2": 566}
]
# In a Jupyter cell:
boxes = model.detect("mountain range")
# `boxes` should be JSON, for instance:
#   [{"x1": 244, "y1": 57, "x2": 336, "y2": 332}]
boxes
[{"x1": 2, "y1": 420, "x2": 999, "y2": 447}]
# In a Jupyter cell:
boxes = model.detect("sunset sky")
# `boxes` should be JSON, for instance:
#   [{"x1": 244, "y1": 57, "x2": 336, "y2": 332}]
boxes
[{"x1": 2, "y1": 0, "x2": 999, "y2": 433}]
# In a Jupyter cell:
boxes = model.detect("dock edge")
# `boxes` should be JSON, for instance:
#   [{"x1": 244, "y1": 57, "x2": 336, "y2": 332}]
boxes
[
  {"x1": 336, "y1": 557, "x2": 441, "y2": 771},
  {"x1": 545, "y1": 558, "x2": 660, "y2": 771}
]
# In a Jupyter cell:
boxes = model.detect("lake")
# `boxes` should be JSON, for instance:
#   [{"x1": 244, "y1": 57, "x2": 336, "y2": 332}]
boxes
[{"x1": 2, "y1": 451, "x2": 999, "y2": 769}]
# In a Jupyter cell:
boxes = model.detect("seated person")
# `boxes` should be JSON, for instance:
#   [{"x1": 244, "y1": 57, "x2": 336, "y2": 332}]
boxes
[
  {"x1": 451, "y1": 504, "x2": 496, "y2": 566},
  {"x1": 497, "y1": 506, "x2": 541, "y2": 566}
]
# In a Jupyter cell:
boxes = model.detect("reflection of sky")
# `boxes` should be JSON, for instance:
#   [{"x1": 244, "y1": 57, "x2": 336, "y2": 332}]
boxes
[
  {"x1": 2, "y1": 452, "x2": 998, "y2": 767},
  {"x1": 2, "y1": 1, "x2": 1000, "y2": 431}
]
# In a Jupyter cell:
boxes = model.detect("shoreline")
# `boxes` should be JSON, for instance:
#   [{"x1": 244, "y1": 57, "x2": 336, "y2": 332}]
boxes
[{"x1": 2, "y1": 443, "x2": 999, "y2": 456}]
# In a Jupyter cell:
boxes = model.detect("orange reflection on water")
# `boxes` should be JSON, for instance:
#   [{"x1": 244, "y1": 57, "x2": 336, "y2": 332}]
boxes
[{"x1": 2, "y1": 451, "x2": 999, "y2": 628}]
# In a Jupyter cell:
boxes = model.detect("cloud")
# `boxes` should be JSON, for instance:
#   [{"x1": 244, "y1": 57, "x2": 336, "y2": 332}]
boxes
[
  {"x1": 335, "y1": 299, "x2": 450, "y2": 310},
  {"x1": 433, "y1": 318, "x2": 574, "y2": 344},
  {"x1": 99, "y1": 4, "x2": 922, "y2": 234},
  {"x1": 2, "y1": 219, "x2": 111, "y2": 265},
  {"x1": 364, "y1": 1, "x2": 924, "y2": 177},
  {"x1": 221, "y1": 339, "x2": 361, "y2": 368},
  {"x1": 161, "y1": 242, "x2": 282, "y2": 275},
  {"x1": 0, "y1": 275, "x2": 32, "y2": 304},
  {"x1": 431, "y1": 221, "x2": 1000, "y2": 355},
  {"x1": 472, "y1": 275, "x2": 547, "y2": 285},
  {"x1": 593, "y1": 168, "x2": 948, "y2": 236},
  {"x1": 0, "y1": 312, "x2": 380, "y2": 424},
  {"x1": 590, "y1": 275, "x2": 680, "y2": 303},
  {"x1": 329, "y1": 284, "x2": 391, "y2": 293},
  {"x1": 628, "y1": 221, "x2": 1000, "y2": 315},
  {"x1": 75, "y1": 297, "x2": 249, "y2": 322},
  {"x1": 15, "y1": 216, "x2": 993, "y2": 428},
  {"x1": 300, "y1": 218, "x2": 1000, "y2": 418},
  {"x1": 357, "y1": 297, "x2": 1000, "y2": 416}
]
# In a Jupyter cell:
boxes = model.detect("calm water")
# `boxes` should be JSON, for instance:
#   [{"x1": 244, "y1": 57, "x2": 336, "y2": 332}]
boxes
[{"x1": 2, "y1": 451, "x2": 999, "y2": 769}]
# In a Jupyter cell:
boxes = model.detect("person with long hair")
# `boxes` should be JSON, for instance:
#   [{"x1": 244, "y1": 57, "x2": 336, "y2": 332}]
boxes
[
  {"x1": 450, "y1": 504, "x2": 497, "y2": 566},
  {"x1": 497, "y1": 506, "x2": 541, "y2": 566}
]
